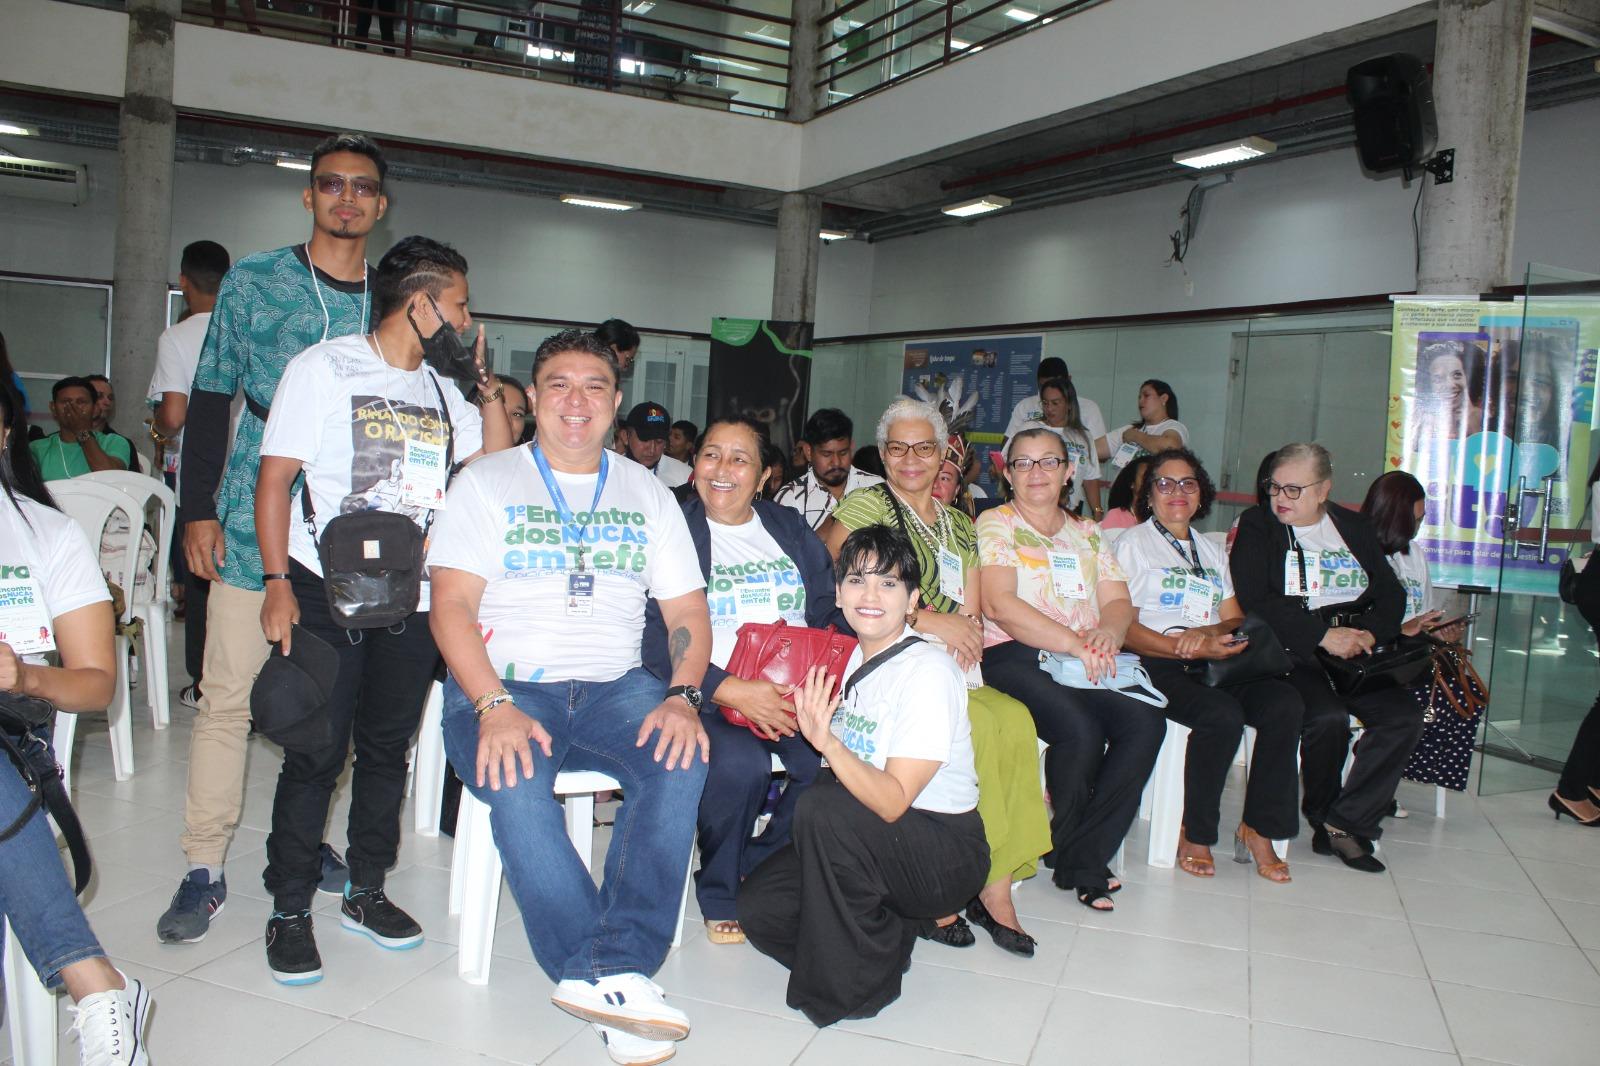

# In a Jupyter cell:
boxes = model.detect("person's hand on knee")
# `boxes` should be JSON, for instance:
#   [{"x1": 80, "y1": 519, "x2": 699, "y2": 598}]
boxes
[{"x1": 476, "y1": 701, "x2": 552, "y2": 790}]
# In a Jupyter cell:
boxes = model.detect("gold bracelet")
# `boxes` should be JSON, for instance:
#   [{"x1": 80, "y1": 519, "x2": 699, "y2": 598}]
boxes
[
  {"x1": 479, "y1": 384, "x2": 504, "y2": 403},
  {"x1": 472, "y1": 687, "x2": 511, "y2": 714}
]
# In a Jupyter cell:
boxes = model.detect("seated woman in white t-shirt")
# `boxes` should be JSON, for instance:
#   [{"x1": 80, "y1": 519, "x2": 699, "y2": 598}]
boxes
[
  {"x1": 640, "y1": 416, "x2": 849, "y2": 946},
  {"x1": 0, "y1": 387, "x2": 153, "y2": 1055},
  {"x1": 1114, "y1": 448, "x2": 1303, "y2": 883},
  {"x1": 1104, "y1": 378, "x2": 1189, "y2": 471},
  {"x1": 738, "y1": 525, "x2": 987, "y2": 1028},
  {"x1": 1004, "y1": 376, "x2": 1104, "y2": 518}
]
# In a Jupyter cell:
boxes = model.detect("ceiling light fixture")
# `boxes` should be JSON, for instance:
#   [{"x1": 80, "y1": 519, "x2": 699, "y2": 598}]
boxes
[
  {"x1": 691, "y1": 53, "x2": 761, "y2": 72},
  {"x1": 1004, "y1": 8, "x2": 1037, "y2": 22},
  {"x1": 622, "y1": 0, "x2": 655, "y2": 13},
  {"x1": 560, "y1": 193, "x2": 641, "y2": 211},
  {"x1": 743, "y1": 29, "x2": 790, "y2": 47},
  {"x1": 1172, "y1": 135, "x2": 1277, "y2": 169},
  {"x1": 275, "y1": 158, "x2": 311, "y2": 171},
  {"x1": 819, "y1": 229, "x2": 853, "y2": 242},
  {"x1": 0, "y1": 122, "x2": 38, "y2": 136},
  {"x1": 949, "y1": 37, "x2": 973, "y2": 49},
  {"x1": 941, "y1": 194, "x2": 1011, "y2": 218}
]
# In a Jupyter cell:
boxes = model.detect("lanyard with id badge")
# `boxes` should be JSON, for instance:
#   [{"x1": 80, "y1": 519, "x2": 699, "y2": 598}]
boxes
[
  {"x1": 1154, "y1": 520, "x2": 1216, "y2": 625},
  {"x1": 1284, "y1": 526, "x2": 1322, "y2": 602},
  {"x1": 533, "y1": 446, "x2": 609, "y2": 618},
  {"x1": 0, "y1": 567, "x2": 56, "y2": 656}
]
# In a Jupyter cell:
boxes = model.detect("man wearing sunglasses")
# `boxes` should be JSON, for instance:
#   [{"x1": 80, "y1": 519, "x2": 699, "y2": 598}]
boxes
[{"x1": 161, "y1": 132, "x2": 389, "y2": 948}]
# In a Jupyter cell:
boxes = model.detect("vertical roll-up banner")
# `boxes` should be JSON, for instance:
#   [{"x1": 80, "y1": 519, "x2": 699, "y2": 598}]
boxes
[
  {"x1": 708, "y1": 319, "x2": 813, "y2": 465},
  {"x1": 1386, "y1": 297, "x2": 1598, "y2": 595}
]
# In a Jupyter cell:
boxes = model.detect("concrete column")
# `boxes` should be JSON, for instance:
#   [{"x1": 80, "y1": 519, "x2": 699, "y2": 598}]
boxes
[
  {"x1": 770, "y1": 191, "x2": 822, "y2": 324},
  {"x1": 109, "y1": 0, "x2": 179, "y2": 407},
  {"x1": 1415, "y1": 0, "x2": 1534, "y2": 294},
  {"x1": 786, "y1": 0, "x2": 825, "y2": 122}
]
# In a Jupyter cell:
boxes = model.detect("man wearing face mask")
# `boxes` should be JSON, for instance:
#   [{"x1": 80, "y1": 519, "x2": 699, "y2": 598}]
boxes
[
  {"x1": 159, "y1": 132, "x2": 387, "y2": 947},
  {"x1": 253, "y1": 236, "x2": 510, "y2": 984}
]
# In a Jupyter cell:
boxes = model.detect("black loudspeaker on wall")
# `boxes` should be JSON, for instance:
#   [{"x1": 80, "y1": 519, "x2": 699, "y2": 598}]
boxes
[{"x1": 1347, "y1": 53, "x2": 1439, "y2": 175}]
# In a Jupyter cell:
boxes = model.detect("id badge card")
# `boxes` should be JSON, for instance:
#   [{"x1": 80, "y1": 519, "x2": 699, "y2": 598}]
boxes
[
  {"x1": 1284, "y1": 552, "x2": 1321, "y2": 597},
  {"x1": 1112, "y1": 440, "x2": 1140, "y2": 468},
  {"x1": 1180, "y1": 575, "x2": 1215, "y2": 626},
  {"x1": 1049, "y1": 550, "x2": 1088, "y2": 600},
  {"x1": 400, "y1": 437, "x2": 448, "y2": 510},
  {"x1": 565, "y1": 572, "x2": 595, "y2": 617},
  {"x1": 0, "y1": 574, "x2": 57, "y2": 655},
  {"x1": 938, "y1": 546, "x2": 965, "y2": 604}
]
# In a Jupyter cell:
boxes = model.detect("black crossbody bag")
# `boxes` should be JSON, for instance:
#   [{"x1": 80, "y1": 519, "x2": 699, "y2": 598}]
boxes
[
  {"x1": 0, "y1": 693, "x2": 91, "y2": 894},
  {"x1": 302, "y1": 377, "x2": 455, "y2": 629}
]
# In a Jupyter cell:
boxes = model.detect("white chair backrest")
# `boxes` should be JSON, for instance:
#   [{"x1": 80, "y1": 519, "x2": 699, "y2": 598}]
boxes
[
  {"x1": 49, "y1": 480, "x2": 141, "y2": 620},
  {"x1": 81, "y1": 471, "x2": 175, "y2": 604}
]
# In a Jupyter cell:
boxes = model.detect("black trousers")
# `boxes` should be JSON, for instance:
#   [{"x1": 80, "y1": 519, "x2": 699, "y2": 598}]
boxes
[
  {"x1": 355, "y1": 0, "x2": 397, "y2": 43},
  {"x1": 1287, "y1": 662, "x2": 1424, "y2": 840},
  {"x1": 1143, "y1": 659, "x2": 1303, "y2": 844},
  {"x1": 694, "y1": 711, "x2": 821, "y2": 922},
  {"x1": 738, "y1": 775, "x2": 987, "y2": 1028},
  {"x1": 174, "y1": 505, "x2": 209, "y2": 684},
  {"x1": 983, "y1": 640, "x2": 1165, "y2": 890},
  {"x1": 1561, "y1": 554, "x2": 1600, "y2": 798},
  {"x1": 262, "y1": 561, "x2": 438, "y2": 910}
]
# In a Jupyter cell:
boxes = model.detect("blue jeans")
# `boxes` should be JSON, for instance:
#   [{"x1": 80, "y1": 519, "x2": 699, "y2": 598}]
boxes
[
  {"x1": 441, "y1": 669, "x2": 708, "y2": 981},
  {"x1": 0, "y1": 735, "x2": 104, "y2": 988}
]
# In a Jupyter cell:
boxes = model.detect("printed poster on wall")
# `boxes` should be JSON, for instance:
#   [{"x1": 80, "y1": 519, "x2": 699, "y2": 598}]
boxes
[
  {"x1": 1386, "y1": 297, "x2": 1599, "y2": 596},
  {"x1": 708, "y1": 319, "x2": 812, "y2": 466},
  {"x1": 902, "y1": 335, "x2": 1044, "y2": 497}
]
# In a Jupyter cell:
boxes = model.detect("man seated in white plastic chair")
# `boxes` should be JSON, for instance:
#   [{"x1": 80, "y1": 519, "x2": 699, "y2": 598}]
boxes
[{"x1": 427, "y1": 329, "x2": 712, "y2": 1066}]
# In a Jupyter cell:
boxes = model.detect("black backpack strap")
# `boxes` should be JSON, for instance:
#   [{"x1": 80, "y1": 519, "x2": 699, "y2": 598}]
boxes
[
  {"x1": 0, "y1": 731, "x2": 92, "y2": 894},
  {"x1": 841, "y1": 636, "x2": 926, "y2": 702}
]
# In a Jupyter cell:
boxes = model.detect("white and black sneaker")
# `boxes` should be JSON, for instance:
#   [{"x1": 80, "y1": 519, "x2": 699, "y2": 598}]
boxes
[
  {"x1": 69, "y1": 971, "x2": 150, "y2": 1065},
  {"x1": 593, "y1": 1023, "x2": 677, "y2": 1065},
  {"x1": 266, "y1": 910, "x2": 323, "y2": 985},
  {"x1": 340, "y1": 885, "x2": 424, "y2": 949},
  {"x1": 551, "y1": 974, "x2": 691, "y2": 1042}
]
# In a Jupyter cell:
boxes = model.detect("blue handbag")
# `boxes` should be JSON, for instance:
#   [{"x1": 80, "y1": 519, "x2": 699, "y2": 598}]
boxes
[{"x1": 1037, "y1": 651, "x2": 1169, "y2": 708}]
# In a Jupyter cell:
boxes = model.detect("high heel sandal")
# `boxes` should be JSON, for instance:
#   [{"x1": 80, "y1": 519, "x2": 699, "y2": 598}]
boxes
[
  {"x1": 1233, "y1": 825, "x2": 1290, "y2": 883},
  {"x1": 1176, "y1": 827, "x2": 1215, "y2": 878},
  {"x1": 1548, "y1": 792, "x2": 1600, "y2": 826}
]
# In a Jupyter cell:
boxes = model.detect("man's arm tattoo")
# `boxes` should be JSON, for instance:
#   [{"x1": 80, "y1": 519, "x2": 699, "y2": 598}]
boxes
[{"x1": 669, "y1": 626, "x2": 691, "y2": 672}]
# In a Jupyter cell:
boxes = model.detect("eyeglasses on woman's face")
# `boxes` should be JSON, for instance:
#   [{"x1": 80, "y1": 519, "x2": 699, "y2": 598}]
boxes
[
  {"x1": 1262, "y1": 478, "x2": 1326, "y2": 501},
  {"x1": 884, "y1": 439, "x2": 939, "y2": 459},
  {"x1": 1153, "y1": 476, "x2": 1200, "y2": 495},
  {"x1": 1009, "y1": 456, "x2": 1067, "y2": 472}
]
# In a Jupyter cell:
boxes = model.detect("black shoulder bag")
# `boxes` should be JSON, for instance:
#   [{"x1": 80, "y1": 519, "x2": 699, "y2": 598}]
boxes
[
  {"x1": 303, "y1": 376, "x2": 455, "y2": 629},
  {"x1": 0, "y1": 693, "x2": 91, "y2": 894}
]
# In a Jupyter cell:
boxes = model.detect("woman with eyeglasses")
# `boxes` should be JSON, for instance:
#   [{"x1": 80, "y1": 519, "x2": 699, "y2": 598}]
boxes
[
  {"x1": 1232, "y1": 443, "x2": 1421, "y2": 873},
  {"x1": 1104, "y1": 379, "x2": 1187, "y2": 473},
  {"x1": 1007, "y1": 376, "x2": 1103, "y2": 518},
  {"x1": 823, "y1": 398, "x2": 1051, "y2": 956},
  {"x1": 1113, "y1": 449, "x2": 1302, "y2": 882},
  {"x1": 978, "y1": 428, "x2": 1163, "y2": 911}
]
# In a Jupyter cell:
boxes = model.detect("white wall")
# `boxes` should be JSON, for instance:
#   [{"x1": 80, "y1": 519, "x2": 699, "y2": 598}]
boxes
[
  {"x1": 0, "y1": 141, "x2": 877, "y2": 337},
  {"x1": 862, "y1": 96, "x2": 1600, "y2": 334}
]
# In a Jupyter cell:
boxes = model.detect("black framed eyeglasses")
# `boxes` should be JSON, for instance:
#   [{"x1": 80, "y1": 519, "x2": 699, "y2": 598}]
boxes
[
  {"x1": 1262, "y1": 479, "x2": 1325, "y2": 500},
  {"x1": 312, "y1": 173, "x2": 382, "y2": 199},
  {"x1": 884, "y1": 439, "x2": 939, "y2": 458},
  {"x1": 1010, "y1": 456, "x2": 1067, "y2": 472}
]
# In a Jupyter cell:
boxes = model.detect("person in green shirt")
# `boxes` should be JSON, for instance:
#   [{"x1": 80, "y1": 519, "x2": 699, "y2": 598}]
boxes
[{"x1": 30, "y1": 376, "x2": 130, "y2": 481}]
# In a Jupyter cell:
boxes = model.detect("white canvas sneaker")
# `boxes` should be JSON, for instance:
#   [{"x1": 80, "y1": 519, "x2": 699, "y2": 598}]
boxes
[
  {"x1": 551, "y1": 973, "x2": 691, "y2": 1041},
  {"x1": 594, "y1": 1023, "x2": 677, "y2": 1065},
  {"x1": 69, "y1": 971, "x2": 150, "y2": 1065}
]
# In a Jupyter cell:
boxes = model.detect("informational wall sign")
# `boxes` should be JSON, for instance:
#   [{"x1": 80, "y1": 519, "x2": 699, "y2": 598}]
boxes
[{"x1": 902, "y1": 335, "x2": 1044, "y2": 496}]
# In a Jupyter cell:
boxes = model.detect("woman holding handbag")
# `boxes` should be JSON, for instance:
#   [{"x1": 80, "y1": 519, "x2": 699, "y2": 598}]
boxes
[
  {"x1": 641, "y1": 417, "x2": 847, "y2": 944},
  {"x1": 0, "y1": 383, "x2": 154, "y2": 1063},
  {"x1": 1113, "y1": 449, "x2": 1301, "y2": 883},
  {"x1": 823, "y1": 398, "x2": 1050, "y2": 956},
  {"x1": 1232, "y1": 443, "x2": 1422, "y2": 873},
  {"x1": 977, "y1": 428, "x2": 1165, "y2": 911}
]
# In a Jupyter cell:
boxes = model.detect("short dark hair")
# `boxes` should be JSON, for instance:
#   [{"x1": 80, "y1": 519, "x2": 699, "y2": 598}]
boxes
[
  {"x1": 698, "y1": 415, "x2": 768, "y2": 454},
  {"x1": 1037, "y1": 357, "x2": 1068, "y2": 381},
  {"x1": 372, "y1": 236, "x2": 469, "y2": 321},
  {"x1": 1254, "y1": 450, "x2": 1279, "y2": 507},
  {"x1": 1142, "y1": 378, "x2": 1179, "y2": 420},
  {"x1": 671, "y1": 419, "x2": 698, "y2": 439},
  {"x1": 594, "y1": 318, "x2": 640, "y2": 353},
  {"x1": 51, "y1": 376, "x2": 95, "y2": 403},
  {"x1": 835, "y1": 525, "x2": 922, "y2": 590},
  {"x1": 82, "y1": 373, "x2": 109, "y2": 389},
  {"x1": 1362, "y1": 470, "x2": 1427, "y2": 555},
  {"x1": 532, "y1": 328, "x2": 619, "y2": 386},
  {"x1": 802, "y1": 407, "x2": 854, "y2": 446},
  {"x1": 180, "y1": 240, "x2": 231, "y2": 295},
  {"x1": 310, "y1": 132, "x2": 387, "y2": 184},
  {"x1": 1134, "y1": 448, "x2": 1216, "y2": 522},
  {"x1": 1106, "y1": 453, "x2": 1153, "y2": 512}
]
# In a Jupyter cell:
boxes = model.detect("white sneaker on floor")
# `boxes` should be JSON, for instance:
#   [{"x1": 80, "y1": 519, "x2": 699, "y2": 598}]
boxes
[
  {"x1": 69, "y1": 971, "x2": 150, "y2": 1065},
  {"x1": 551, "y1": 973, "x2": 691, "y2": 1041},
  {"x1": 594, "y1": 1023, "x2": 677, "y2": 1065},
  {"x1": 178, "y1": 683, "x2": 202, "y2": 711}
]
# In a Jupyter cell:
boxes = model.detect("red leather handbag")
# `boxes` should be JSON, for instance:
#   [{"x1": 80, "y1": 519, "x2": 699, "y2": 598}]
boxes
[{"x1": 720, "y1": 620, "x2": 858, "y2": 734}]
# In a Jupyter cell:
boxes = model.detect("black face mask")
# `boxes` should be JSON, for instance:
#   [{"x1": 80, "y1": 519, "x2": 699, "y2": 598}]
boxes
[{"x1": 408, "y1": 297, "x2": 479, "y2": 382}]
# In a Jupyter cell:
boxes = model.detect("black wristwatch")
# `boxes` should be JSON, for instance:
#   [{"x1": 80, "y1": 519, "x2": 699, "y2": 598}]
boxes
[{"x1": 665, "y1": 684, "x2": 703, "y2": 710}]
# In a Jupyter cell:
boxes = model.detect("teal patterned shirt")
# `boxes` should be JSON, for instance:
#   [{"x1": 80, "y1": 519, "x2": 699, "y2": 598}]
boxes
[{"x1": 192, "y1": 245, "x2": 371, "y2": 590}]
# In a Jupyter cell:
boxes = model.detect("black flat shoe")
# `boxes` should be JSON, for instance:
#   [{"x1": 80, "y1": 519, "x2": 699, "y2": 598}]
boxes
[
  {"x1": 921, "y1": 915, "x2": 975, "y2": 948},
  {"x1": 965, "y1": 898, "x2": 1036, "y2": 958},
  {"x1": 1548, "y1": 792, "x2": 1600, "y2": 826},
  {"x1": 1325, "y1": 826, "x2": 1385, "y2": 872},
  {"x1": 1310, "y1": 824, "x2": 1332, "y2": 856}
]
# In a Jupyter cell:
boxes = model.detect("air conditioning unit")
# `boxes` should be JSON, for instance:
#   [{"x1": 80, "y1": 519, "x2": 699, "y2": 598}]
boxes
[{"x1": 0, "y1": 157, "x2": 88, "y2": 205}]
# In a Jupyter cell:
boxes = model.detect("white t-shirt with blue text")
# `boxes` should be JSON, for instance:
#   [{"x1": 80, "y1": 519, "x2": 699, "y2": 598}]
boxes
[
  {"x1": 706, "y1": 512, "x2": 806, "y2": 669},
  {"x1": 1113, "y1": 518, "x2": 1233, "y2": 633}
]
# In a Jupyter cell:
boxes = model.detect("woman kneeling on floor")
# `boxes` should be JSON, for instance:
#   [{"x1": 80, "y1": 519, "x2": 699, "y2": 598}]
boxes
[{"x1": 738, "y1": 525, "x2": 988, "y2": 1027}]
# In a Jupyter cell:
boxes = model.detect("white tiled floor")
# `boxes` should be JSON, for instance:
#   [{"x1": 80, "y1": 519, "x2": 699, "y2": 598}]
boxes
[{"x1": 5, "y1": 648, "x2": 1600, "y2": 1065}]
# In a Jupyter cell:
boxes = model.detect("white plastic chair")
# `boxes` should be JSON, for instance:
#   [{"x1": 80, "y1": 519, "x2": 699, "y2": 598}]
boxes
[
  {"x1": 412, "y1": 681, "x2": 446, "y2": 837},
  {"x1": 1140, "y1": 720, "x2": 1290, "y2": 868},
  {"x1": 50, "y1": 480, "x2": 142, "y2": 781},
  {"x1": 82, "y1": 471, "x2": 176, "y2": 730}
]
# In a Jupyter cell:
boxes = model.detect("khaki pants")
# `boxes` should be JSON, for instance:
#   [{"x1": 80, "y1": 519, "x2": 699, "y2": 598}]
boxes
[{"x1": 180, "y1": 581, "x2": 269, "y2": 865}]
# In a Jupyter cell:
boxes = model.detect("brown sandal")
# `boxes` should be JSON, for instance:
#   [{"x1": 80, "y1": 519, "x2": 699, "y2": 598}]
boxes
[
  {"x1": 1176, "y1": 827, "x2": 1215, "y2": 878},
  {"x1": 704, "y1": 919, "x2": 746, "y2": 944},
  {"x1": 1234, "y1": 825, "x2": 1290, "y2": 883}
]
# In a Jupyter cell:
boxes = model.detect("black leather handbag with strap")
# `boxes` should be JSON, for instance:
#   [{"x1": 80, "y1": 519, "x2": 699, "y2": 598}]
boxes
[
  {"x1": 0, "y1": 693, "x2": 92, "y2": 894},
  {"x1": 1179, "y1": 614, "x2": 1294, "y2": 688}
]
